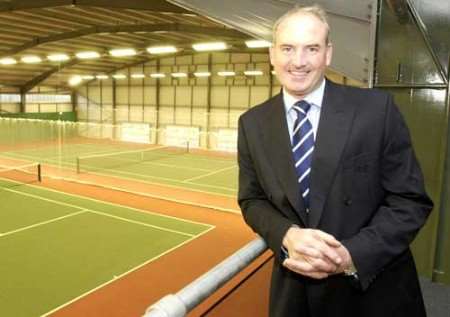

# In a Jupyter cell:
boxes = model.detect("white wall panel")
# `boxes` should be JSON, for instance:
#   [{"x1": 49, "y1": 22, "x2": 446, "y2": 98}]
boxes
[
  {"x1": 158, "y1": 107, "x2": 175, "y2": 125},
  {"x1": 160, "y1": 86, "x2": 175, "y2": 106},
  {"x1": 192, "y1": 109, "x2": 208, "y2": 127},
  {"x1": 129, "y1": 106, "x2": 143, "y2": 122},
  {"x1": 25, "y1": 104, "x2": 39, "y2": 113},
  {"x1": 115, "y1": 105, "x2": 129, "y2": 122},
  {"x1": 88, "y1": 86, "x2": 101, "y2": 103},
  {"x1": 143, "y1": 106, "x2": 157, "y2": 123},
  {"x1": 250, "y1": 86, "x2": 270, "y2": 106},
  {"x1": 192, "y1": 86, "x2": 207, "y2": 107},
  {"x1": 211, "y1": 86, "x2": 229, "y2": 108},
  {"x1": 101, "y1": 105, "x2": 113, "y2": 122},
  {"x1": 2, "y1": 103, "x2": 20, "y2": 112},
  {"x1": 116, "y1": 86, "x2": 129, "y2": 104},
  {"x1": 40, "y1": 104, "x2": 57, "y2": 112},
  {"x1": 144, "y1": 87, "x2": 157, "y2": 105},
  {"x1": 129, "y1": 86, "x2": 144, "y2": 105},
  {"x1": 230, "y1": 86, "x2": 249, "y2": 108},
  {"x1": 175, "y1": 107, "x2": 191, "y2": 125},
  {"x1": 209, "y1": 109, "x2": 229, "y2": 128},
  {"x1": 101, "y1": 86, "x2": 113, "y2": 104},
  {"x1": 175, "y1": 86, "x2": 192, "y2": 107},
  {"x1": 88, "y1": 104, "x2": 101, "y2": 121},
  {"x1": 57, "y1": 104, "x2": 73, "y2": 112}
]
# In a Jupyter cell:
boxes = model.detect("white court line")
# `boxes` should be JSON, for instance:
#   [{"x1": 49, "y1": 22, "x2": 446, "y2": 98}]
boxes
[
  {"x1": 1, "y1": 153, "x2": 237, "y2": 196},
  {"x1": 183, "y1": 165, "x2": 237, "y2": 183},
  {"x1": 2, "y1": 175, "x2": 223, "y2": 224},
  {"x1": 81, "y1": 164, "x2": 235, "y2": 188},
  {"x1": 0, "y1": 210, "x2": 88, "y2": 238},
  {"x1": 86, "y1": 209, "x2": 195, "y2": 238},
  {"x1": 39, "y1": 225, "x2": 215, "y2": 317},
  {"x1": 84, "y1": 167, "x2": 237, "y2": 194},
  {"x1": 2, "y1": 187, "x2": 200, "y2": 237}
]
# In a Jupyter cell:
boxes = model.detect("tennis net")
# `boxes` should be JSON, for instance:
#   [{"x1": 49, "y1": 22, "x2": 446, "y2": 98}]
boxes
[
  {"x1": 76, "y1": 144, "x2": 189, "y2": 174},
  {"x1": 0, "y1": 162, "x2": 41, "y2": 187}
]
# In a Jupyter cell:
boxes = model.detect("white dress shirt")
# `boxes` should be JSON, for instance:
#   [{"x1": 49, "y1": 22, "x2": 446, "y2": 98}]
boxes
[{"x1": 283, "y1": 79, "x2": 326, "y2": 144}]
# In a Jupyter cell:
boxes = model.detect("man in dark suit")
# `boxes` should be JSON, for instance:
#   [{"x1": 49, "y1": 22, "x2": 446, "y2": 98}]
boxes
[{"x1": 237, "y1": 5, "x2": 433, "y2": 317}]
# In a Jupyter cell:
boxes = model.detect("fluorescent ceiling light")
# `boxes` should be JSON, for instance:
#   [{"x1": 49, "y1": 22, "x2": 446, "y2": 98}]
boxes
[
  {"x1": 245, "y1": 40, "x2": 271, "y2": 48},
  {"x1": 96, "y1": 75, "x2": 108, "y2": 79},
  {"x1": 192, "y1": 42, "x2": 227, "y2": 52},
  {"x1": 146, "y1": 46, "x2": 178, "y2": 54},
  {"x1": 0, "y1": 57, "x2": 17, "y2": 65},
  {"x1": 171, "y1": 72, "x2": 187, "y2": 78},
  {"x1": 68, "y1": 76, "x2": 82, "y2": 86},
  {"x1": 109, "y1": 48, "x2": 136, "y2": 57},
  {"x1": 112, "y1": 74, "x2": 127, "y2": 79},
  {"x1": 150, "y1": 73, "x2": 166, "y2": 78},
  {"x1": 244, "y1": 70, "x2": 264, "y2": 76},
  {"x1": 131, "y1": 73, "x2": 145, "y2": 79},
  {"x1": 218, "y1": 71, "x2": 235, "y2": 77},
  {"x1": 81, "y1": 75, "x2": 94, "y2": 80},
  {"x1": 21, "y1": 55, "x2": 42, "y2": 63},
  {"x1": 47, "y1": 54, "x2": 70, "y2": 62},
  {"x1": 76, "y1": 51, "x2": 100, "y2": 59},
  {"x1": 193, "y1": 72, "x2": 211, "y2": 77}
]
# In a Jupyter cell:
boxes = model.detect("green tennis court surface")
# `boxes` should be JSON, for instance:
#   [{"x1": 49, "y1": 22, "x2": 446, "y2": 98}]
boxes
[
  {"x1": 1, "y1": 142, "x2": 237, "y2": 196},
  {"x1": 0, "y1": 178, "x2": 213, "y2": 317}
]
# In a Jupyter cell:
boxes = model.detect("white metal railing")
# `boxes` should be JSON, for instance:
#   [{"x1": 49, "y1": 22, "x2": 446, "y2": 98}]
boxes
[{"x1": 144, "y1": 238, "x2": 268, "y2": 317}]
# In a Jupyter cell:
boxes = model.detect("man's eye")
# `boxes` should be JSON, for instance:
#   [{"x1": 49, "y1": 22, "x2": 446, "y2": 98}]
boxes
[{"x1": 281, "y1": 47, "x2": 293, "y2": 53}]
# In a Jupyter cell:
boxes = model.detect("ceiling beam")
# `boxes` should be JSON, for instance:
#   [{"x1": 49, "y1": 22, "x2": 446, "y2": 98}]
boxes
[
  {"x1": 0, "y1": 0, "x2": 189, "y2": 13},
  {"x1": 19, "y1": 43, "x2": 265, "y2": 92},
  {"x1": 21, "y1": 59, "x2": 78, "y2": 93},
  {"x1": 0, "y1": 23, "x2": 246, "y2": 58}
]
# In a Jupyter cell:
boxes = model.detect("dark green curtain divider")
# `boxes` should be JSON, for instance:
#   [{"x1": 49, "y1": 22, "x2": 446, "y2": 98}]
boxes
[
  {"x1": 0, "y1": 112, "x2": 77, "y2": 121},
  {"x1": 375, "y1": 0, "x2": 449, "y2": 283}
]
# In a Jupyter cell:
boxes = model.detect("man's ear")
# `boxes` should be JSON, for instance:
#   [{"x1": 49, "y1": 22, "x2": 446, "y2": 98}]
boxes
[{"x1": 326, "y1": 43, "x2": 333, "y2": 66}]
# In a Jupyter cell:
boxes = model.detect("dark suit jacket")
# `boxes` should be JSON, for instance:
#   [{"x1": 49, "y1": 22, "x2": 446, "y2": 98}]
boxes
[{"x1": 237, "y1": 80, "x2": 433, "y2": 317}]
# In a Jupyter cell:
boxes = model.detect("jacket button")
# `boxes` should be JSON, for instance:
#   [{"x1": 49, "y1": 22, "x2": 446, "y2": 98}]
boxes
[{"x1": 344, "y1": 198, "x2": 352, "y2": 206}]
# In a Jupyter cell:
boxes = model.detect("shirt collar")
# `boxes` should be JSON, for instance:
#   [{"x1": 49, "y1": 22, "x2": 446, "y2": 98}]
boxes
[{"x1": 283, "y1": 78, "x2": 326, "y2": 114}]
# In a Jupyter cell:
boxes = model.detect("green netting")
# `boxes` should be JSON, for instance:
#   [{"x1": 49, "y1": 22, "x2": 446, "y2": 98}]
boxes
[{"x1": 77, "y1": 145, "x2": 189, "y2": 173}]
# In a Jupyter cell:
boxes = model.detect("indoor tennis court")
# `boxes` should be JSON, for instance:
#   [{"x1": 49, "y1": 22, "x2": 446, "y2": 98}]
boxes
[{"x1": 0, "y1": 173, "x2": 214, "y2": 317}]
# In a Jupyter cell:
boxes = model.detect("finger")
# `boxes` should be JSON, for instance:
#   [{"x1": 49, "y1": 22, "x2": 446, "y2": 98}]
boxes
[
  {"x1": 315, "y1": 231, "x2": 342, "y2": 248},
  {"x1": 290, "y1": 244, "x2": 322, "y2": 259},
  {"x1": 282, "y1": 259, "x2": 329, "y2": 279},
  {"x1": 311, "y1": 240, "x2": 342, "y2": 265},
  {"x1": 305, "y1": 256, "x2": 338, "y2": 273}
]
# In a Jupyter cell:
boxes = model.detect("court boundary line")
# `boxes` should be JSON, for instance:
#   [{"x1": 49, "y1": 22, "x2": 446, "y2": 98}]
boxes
[
  {"x1": 0, "y1": 175, "x2": 218, "y2": 226},
  {"x1": 46, "y1": 173, "x2": 240, "y2": 214},
  {"x1": 0, "y1": 210, "x2": 88, "y2": 237},
  {"x1": 39, "y1": 225, "x2": 215, "y2": 317},
  {"x1": 183, "y1": 165, "x2": 237, "y2": 183},
  {"x1": 2, "y1": 186, "x2": 205, "y2": 237},
  {"x1": 1, "y1": 152, "x2": 237, "y2": 197}
]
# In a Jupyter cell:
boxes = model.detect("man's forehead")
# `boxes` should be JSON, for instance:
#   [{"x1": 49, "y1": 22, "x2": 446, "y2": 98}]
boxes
[{"x1": 275, "y1": 13, "x2": 328, "y2": 44}]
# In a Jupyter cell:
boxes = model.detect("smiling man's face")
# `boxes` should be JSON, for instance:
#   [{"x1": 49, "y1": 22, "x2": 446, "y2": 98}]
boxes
[{"x1": 270, "y1": 12, "x2": 332, "y2": 99}]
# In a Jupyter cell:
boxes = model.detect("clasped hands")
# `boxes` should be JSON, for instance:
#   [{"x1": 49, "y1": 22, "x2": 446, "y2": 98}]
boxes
[{"x1": 282, "y1": 226, "x2": 353, "y2": 279}]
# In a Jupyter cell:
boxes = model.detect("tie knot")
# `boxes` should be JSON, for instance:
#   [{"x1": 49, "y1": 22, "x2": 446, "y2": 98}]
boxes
[{"x1": 293, "y1": 100, "x2": 311, "y2": 115}]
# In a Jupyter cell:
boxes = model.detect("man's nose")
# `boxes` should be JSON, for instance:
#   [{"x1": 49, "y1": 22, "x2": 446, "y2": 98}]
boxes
[{"x1": 291, "y1": 50, "x2": 307, "y2": 67}]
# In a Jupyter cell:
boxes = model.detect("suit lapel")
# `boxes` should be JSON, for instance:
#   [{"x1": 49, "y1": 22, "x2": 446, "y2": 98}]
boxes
[
  {"x1": 309, "y1": 81, "x2": 357, "y2": 228},
  {"x1": 260, "y1": 93, "x2": 308, "y2": 225}
]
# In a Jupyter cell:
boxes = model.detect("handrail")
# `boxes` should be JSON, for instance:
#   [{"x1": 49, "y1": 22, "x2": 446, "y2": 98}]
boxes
[{"x1": 144, "y1": 237, "x2": 268, "y2": 317}]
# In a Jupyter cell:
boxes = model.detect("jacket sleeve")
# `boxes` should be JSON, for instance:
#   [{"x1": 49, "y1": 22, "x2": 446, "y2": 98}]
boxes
[
  {"x1": 237, "y1": 115, "x2": 294, "y2": 261},
  {"x1": 341, "y1": 94, "x2": 433, "y2": 290}
]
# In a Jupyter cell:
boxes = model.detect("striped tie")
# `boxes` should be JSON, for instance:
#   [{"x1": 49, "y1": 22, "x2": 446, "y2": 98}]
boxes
[{"x1": 291, "y1": 100, "x2": 314, "y2": 210}]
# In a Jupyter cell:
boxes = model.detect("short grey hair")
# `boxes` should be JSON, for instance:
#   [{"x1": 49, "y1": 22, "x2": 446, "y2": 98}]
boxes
[{"x1": 272, "y1": 4, "x2": 330, "y2": 44}]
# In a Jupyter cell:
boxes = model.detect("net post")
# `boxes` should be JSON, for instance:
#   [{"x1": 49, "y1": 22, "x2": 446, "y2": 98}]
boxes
[
  {"x1": 37, "y1": 163, "x2": 42, "y2": 182},
  {"x1": 76, "y1": 157, "x2": 80, "y2": 174},
  {"x1": 186, "y1": 140, "x2": 190, "y2": 153}
]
